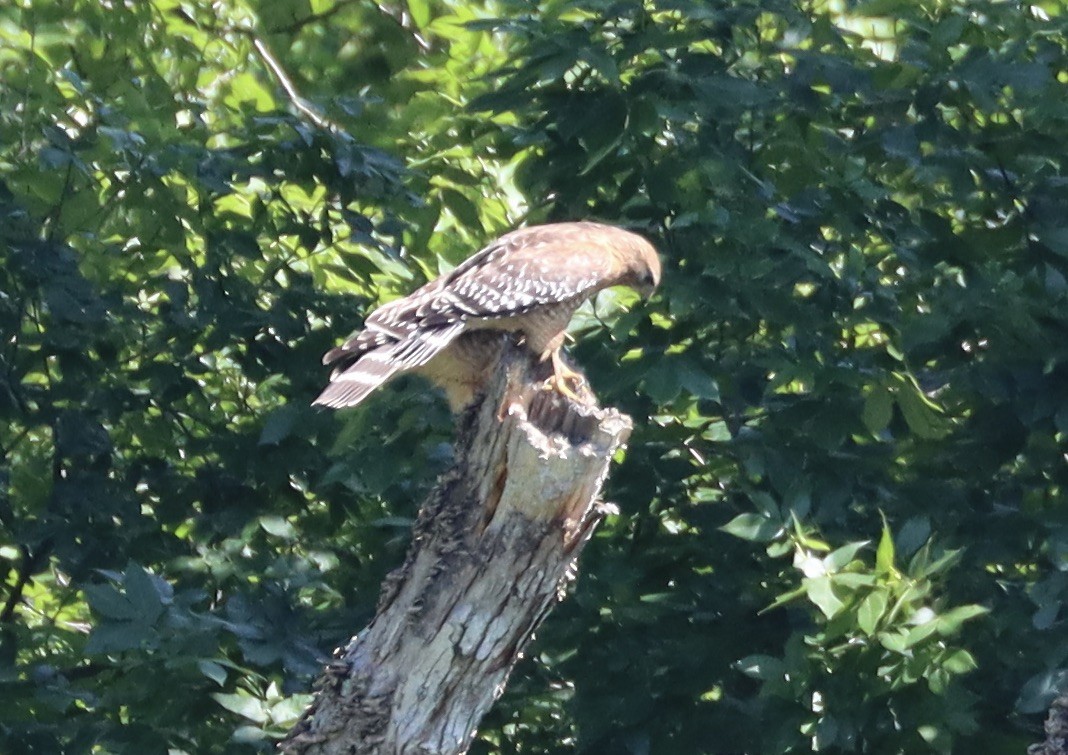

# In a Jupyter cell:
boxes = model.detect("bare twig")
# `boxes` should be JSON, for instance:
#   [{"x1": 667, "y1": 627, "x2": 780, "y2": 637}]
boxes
[
  {"x1": 249, "y1": 36, "x2": 343, "y2": 135},
  {"x1": 1, "y1": 543, "x2": 50, "y2": 624},
  {"x1": 372, "y1": 2, "x2": 431, "y2": 52}
]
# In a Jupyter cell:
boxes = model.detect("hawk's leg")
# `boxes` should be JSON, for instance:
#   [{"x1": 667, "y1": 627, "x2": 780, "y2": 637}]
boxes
[{"x1": 545, "y1": 349, "x2": 591, "y2": 404}]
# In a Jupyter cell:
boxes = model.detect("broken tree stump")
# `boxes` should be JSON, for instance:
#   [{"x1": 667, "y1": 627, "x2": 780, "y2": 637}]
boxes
[{"x1": 282, "y1": 346, "x2": 633, "y2": 754}]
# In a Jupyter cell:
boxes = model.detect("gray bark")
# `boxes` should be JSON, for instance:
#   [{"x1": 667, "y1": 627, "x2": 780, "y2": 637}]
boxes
[
  {"x1": 1029, "y1": 696, "x2": 1068, "y2": 755},
  {"x1": 282, "y1": 347, "x2": 633, "y2": 754}
]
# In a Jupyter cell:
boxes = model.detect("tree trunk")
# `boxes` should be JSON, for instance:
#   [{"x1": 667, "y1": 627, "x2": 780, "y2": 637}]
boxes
[
  {"x1": 282, "y1": 347, "x2": 633, "y2": 755},
  {"x1": 1029, "y1": 696, "x2": 1068, "y2": 755}
]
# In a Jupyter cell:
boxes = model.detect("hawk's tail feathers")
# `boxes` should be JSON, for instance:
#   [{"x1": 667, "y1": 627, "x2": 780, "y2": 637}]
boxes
[
  {"x1": 312, "y1": 322, "x2": 465, "y2": 410},
  {"x1": 311, "y1": 347, "x2": 406, "y2": 409}
]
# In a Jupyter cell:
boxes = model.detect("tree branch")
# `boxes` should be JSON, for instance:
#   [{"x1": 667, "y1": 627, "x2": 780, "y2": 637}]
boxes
[
  {"x1": 283, "y1": 346, "x2": 632, "y2": 754},
  {"x1": 249, "y1": 36, "x2": 342, "y2": 134},
  {"x1": 371, "y1": 2, "x2": 431, "y2": 53},
  {"x1": 1, "y1": 542, "x2": 51, "y2": 624}
]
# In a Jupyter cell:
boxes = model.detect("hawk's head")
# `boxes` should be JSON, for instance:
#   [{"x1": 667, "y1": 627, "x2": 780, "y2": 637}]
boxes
[{"x1": 619, "y1": 232, "x2": 661, "y2": 299}]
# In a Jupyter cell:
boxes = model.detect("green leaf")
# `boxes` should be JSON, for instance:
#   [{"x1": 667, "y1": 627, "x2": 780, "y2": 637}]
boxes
[
  {"x1": 913, "y1": 547, "x2": 963, "y2": 578},
  {"x1": 224, "y1": 72, "x2": 275, "y2": 112},
  {"x1": 862, "y1": 385, "x2": 893, "y2": 434},
  {"x1": 198, "y1": 660, "x2": 228, "y2": 686},
  {"x1": 720, "y1": 513, "x2": 782, "y2": 542},
  {"x1": 212, "y1": 692, "x2": 269, "y2": 724},
  {"x1": 857, "y1": 590, "x2": 889, "y2": 635},
  {"x1": 831, "y1": 572, "x2": 878, "y2": 589},
  {"x1": 823, "y1": 540, "x2": 869, "y2": 572},
  {"x1": 260, "y1": 515, "x2": 297, "y2": 540},
  {"x1": 903, "y1": 620, "x2": 939, "y2": 648},
  {"x1": 123, "y1": 564, "x2": 165, "y2": 623},
  {"x1": 269, "y1": 694, "x2": 315, "y2": 725},
  {"x1": 643, "y1": 361, "x2": 681, "y2": 403},
  {"x1": 259, "y1": 404, "x2": 301, "y2": 446},
  {"x1": 896, "y1": 516, "x2": 931, "y2": 559},
  {"x1": 734, "y1": 655, "x2": 786, "y2": 681},
  {"x1": 941, "y1": 649, "x2": 977, "y2": 675},
  {"x1": 1016, "y1": 669, "x2": 1068, "y2": 714},
  {"x1": 879, "y1": 629, "x2": 910, "y2": 654},
  {"x1": 578, "y1": 93, "x2": 628, "y2": 175},
  {"x1": 805, "y1": 577, "x2": 845, "y2": 620},
  {"x1": 1038, "y1": 226, "x2": 1068, "y2": 257},
  {"x1": 677, "y1": 361, "x2": 720, "y2": 400},
  {"x1": 441, "y1": 188, "x2": 482, "y2": 232},
  {"x1": 84, "y1": 584, "x2": 139, "y2": 621},
  {"x1": 407, "y1": 0, "x2": 431, "y2": 30},
  {"x1": 762, "y1": 585, "x2": 808, "y2": 614},
  {"x1": 935, "y1": 605, "x2": 989, "y2": 635},
  {"x1": 852, "y1": 0, "x2": 907, "y2": 16},
  {"x1": 893, "y1": 375, "x2": 950, "y2": 440},
  {"x1": 750, "y1": 492, "x2": 780, "y2": 519},
  {"x1": 875, "y1": 516, "x2": 897, "y2": 576},
  {"x1": 85, "y1": 621, "x2": 153, "y2": 654},
  {"x1": 917, "y1": 724, "x2": 947, "y2": 749},
  {"x1": 233, "y1": 725, "x2": 271, "y2": 743}
]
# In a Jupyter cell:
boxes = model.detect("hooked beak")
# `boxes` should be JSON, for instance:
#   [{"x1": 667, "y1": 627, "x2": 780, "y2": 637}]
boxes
[{"x1": 637, "y1": 279, "x2": 658, "y2": 299}]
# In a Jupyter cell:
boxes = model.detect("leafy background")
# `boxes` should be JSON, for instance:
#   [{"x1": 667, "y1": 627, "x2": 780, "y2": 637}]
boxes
[{"x1": 2, "y1": 0, "x2": 1066, "y2": 752}]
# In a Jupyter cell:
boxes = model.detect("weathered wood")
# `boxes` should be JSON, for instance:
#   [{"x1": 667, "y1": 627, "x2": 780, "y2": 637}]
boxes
[
  {"x1": 282, "y1": 346, "x2": 632, "y2": 755},
  {"x1": 1029, "y1": 696, "x2": 1068, "y2": 755}
]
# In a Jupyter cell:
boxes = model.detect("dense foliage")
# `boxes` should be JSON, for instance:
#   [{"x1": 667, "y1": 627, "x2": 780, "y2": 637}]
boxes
[{"x1": 2, "y1": 0, "x2": 1066, "y2": 752}]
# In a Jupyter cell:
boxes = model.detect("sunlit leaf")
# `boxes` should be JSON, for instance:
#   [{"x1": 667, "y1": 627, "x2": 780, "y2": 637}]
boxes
[
  {"x1": 857, "y1": 589, "x2": 888, "y2": 635},
  {"x1": 720, "y1": 513, "x2": 782, "y2": 542},
  {"x1": 805, "y1": 577, "x2": 845, "y2": 620}
]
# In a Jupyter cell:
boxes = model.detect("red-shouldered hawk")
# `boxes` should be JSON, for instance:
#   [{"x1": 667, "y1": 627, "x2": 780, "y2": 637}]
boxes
[{"x1": 313, "y1": 221, "x2": 661, "y2": 411}]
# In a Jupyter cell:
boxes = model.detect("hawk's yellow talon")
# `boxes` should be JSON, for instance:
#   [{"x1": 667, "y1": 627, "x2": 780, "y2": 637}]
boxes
[{"x1": 544, "y1": 350, "x2": 589, "y2": 403}]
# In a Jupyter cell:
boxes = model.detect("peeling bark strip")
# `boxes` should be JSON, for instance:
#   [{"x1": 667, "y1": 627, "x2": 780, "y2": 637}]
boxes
[{"x1": 283, "y1": 348, "x2": 633, "y2": 755}]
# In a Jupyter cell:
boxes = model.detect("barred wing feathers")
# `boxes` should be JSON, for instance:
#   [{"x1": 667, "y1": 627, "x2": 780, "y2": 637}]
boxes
[
  {"x1": 313, "y1": 223, "x2": 629, "y2": 409},
  {"x1": 416, "y1": 224, "x2": 622, "y2": 322}
]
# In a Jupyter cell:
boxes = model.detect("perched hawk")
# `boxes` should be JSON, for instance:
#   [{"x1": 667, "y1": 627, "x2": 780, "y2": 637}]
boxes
[{"x1": 313, "y1": 221, "x2": 661, "y2": 411}]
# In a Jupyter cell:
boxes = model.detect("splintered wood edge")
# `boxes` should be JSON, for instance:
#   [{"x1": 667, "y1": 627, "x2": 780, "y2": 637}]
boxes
[{"x1": 474, "y1": 352, "x2": 632, "y2": 541}]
